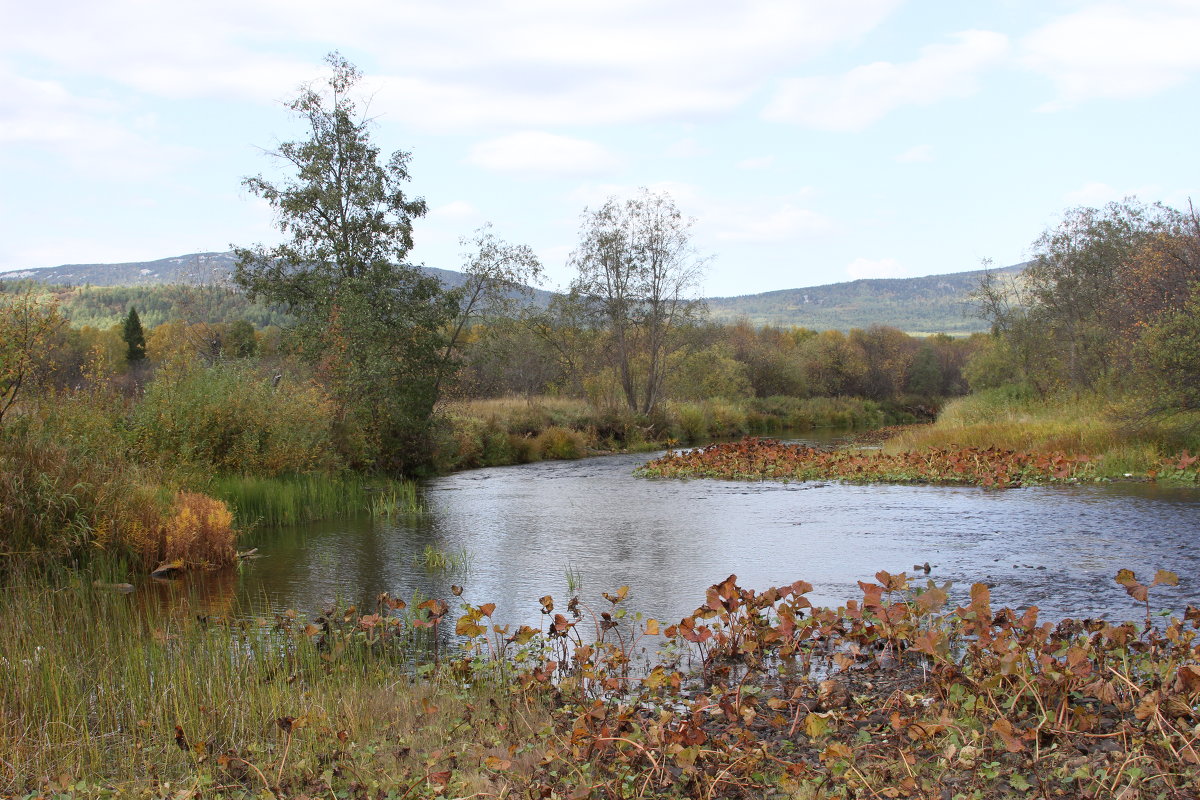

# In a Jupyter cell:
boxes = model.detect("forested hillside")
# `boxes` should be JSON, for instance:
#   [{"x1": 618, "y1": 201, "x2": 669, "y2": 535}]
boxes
[
  {"x1": 706, "y1": 263, "x2": 1027, "y2": 332},
  {"x1": 2, "y1": 252, "x2": 1025, "y2": 333}
]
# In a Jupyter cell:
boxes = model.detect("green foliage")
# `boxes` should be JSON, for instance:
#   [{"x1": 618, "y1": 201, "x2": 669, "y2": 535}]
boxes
[
  {"x1": 130, "y1": 362, "x2": 339, "y2": 476},
  {"x1": 665, "y1": 342, "x2": 753, "y2": 400},
  {"x1": 207, "y1": 473, "x2": 420, "y2": 526},
  {"x1": 1139, "y1": 285, "x2": 1200, "y2": 409},
  {"x1": 121, "y1": 306, "x2": 146, "y2": 363},
  {"x1": 222, "y1": 318, "x2": 258, "y2": 358},
  {"x1": 977, "y1": 198, "x2": 1199, "y2": 396},
  {"x1": 568, "y1": 188, "x2": 707, "y2": 413},
  {"x1": 234, "y1": 53, "x2": 455, "y2": 474}
]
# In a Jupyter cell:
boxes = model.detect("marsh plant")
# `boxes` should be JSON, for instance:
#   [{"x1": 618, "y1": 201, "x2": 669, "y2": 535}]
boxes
[
  {"x1": 5, "y1": 567, "x2": 1199, "y2": 798},
  {"x1": 411, "y1": 543, "x2": 472, "y2": 575}
]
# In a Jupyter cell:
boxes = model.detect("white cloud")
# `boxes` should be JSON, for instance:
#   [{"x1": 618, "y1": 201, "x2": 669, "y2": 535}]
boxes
[
  {"x1": 895, "y1": 144, "x2": 934, "y2": 163},
  {"x1": 1022, "y1": 1, "x2": 1200, "y2": 110},
  {"x1": 763, "y1": 30, "x2": 1009, "y2": 130},
  {"x1": 563, "y1": 182, "x2": 830, "y2": 248},
  {"x1": 737, "y1": 155, "x2": 776, "y2": 170},
  {"x1": 2, "y1": 0, "x2": 904, "y2": 130},
  {"x1": 0, "y1": 68, "x2": 193, "y2": 179},
  {"x1": 846, "y1": 257, "x2": 905, "y2": 279},
  {"x1": 664, "y1": 138, "x2": 711, "y2": 158},
  {"x1": 467, "y1": 132, "x2": 622, "y2": 177}
]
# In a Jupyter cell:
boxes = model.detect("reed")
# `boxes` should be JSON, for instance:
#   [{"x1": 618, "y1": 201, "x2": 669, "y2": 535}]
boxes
[{"x1": 369, "y1": 479, "x2": 426, "y2": 517}]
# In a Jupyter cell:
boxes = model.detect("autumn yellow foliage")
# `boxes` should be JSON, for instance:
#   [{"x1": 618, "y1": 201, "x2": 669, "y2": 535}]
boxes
[{"x1": 149, "y1": 491, "x2": 237, "y2": 568}]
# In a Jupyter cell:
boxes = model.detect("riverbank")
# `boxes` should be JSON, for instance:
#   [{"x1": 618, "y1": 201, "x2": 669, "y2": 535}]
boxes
[
  {"x1": 2, "y1": 568, "x2": 1197, "y2": 798},
  {"x1": 0, "y1": 389, "x2": 902, "y2": 574},
  {"x1": 884, "y1": 388, "x2": 1200, "y2": 480},
  {"x1": 428, "y1": 394, "x2": 911, "y2": 472},
  {"x1": 638, "y1": 389, "x2": 1200, "y2": 488}
]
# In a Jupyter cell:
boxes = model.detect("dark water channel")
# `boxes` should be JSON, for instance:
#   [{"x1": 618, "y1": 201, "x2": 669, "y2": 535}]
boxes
[{"x1": 220, "y1": 435, "x2": 1200, "y2": 628}]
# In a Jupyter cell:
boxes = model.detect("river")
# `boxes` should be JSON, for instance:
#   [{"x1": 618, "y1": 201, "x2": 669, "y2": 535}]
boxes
[{"x1": 215, "y1": 438, "x2": 1200, "y2": 628}]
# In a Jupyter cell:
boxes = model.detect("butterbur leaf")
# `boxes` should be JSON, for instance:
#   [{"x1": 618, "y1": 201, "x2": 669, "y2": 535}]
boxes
[
  {"x1": 479, "y1": 603, "x2": 496, "y2": 617},
  {"x1": 804, "y1": 712, "x2": 829, "y2": 739},
  {"x1": 992, "y1": 718, "x2": 1025, "y2": 752},
  {"x1": 1153, "y1": 569, "x2": 1179, "y2": 587},
  {"x1": 819, "y1": 742, "x2": 853, "y2": 763},
  {"x1": 484, "y1": 755, "x2": 512, "y2": 771},
  {"x1": 450, "y1": 585, "x2": 464, "y2": 596},
  {"x1": 1115, "y1": 569, "x2": 1139, "y2": 588},
  {"x1": 644, "y1": 619, "x2": 660, "y2": 636},
  {"x1": 455, "y1": 614, "x2": 485, "y2": 638}
]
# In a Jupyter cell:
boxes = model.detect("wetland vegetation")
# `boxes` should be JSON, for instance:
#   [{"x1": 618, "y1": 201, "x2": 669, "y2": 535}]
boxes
[{"x1": 3, "y1": 55, "x2": 1200, "y2": 798}]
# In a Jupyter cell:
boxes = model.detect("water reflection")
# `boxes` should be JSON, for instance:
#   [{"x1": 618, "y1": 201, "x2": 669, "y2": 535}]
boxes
[{"x1": 232, "y1": 442, "x2": 1200, "y2": 627}]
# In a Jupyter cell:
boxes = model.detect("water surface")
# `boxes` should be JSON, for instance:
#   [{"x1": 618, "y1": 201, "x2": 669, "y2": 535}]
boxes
[{"x1": 227, "y1": 441, "x2": 1200, "y2": 627}]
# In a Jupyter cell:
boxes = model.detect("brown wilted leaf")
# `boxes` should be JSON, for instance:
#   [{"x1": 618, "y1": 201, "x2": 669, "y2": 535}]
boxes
[
  {"x1": 992, "y1": 718, "x2": 1025, "y2": 752},
  {"x1": 1153, "y1": 569, "x2": 1179, "y2": 587}
]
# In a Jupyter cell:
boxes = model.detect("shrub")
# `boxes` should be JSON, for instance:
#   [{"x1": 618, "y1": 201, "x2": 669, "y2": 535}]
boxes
[
  {"x1": 130, "y1": 362, "x2": 339, "y2": 475},
  {"x1": 535, "y1": 426, "x2": 587, "y2": 459},
  {"x1": 148, "y1": 491, "x2": 237, "y2": 568}
]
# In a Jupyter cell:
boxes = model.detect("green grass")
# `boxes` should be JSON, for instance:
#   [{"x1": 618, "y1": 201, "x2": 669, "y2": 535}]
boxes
[
  {"x1": 0, "y1": 572, "x2": 544, "y2": 796},
  {"x1": 208, "y1": 474, "x2": 424, "y2": 527},
  {"x1": 411, "y1": 544, "x2": 472, "y2": 575}
]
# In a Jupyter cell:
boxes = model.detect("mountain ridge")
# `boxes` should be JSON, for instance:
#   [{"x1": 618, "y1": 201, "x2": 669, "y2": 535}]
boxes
[{"x1": 0, "y1": 251, "x2": 1022, "y2": 333}]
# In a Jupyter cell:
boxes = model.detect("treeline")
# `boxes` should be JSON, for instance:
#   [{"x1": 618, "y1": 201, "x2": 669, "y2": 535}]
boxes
[
  {"x1": 0, "y1": 280, "x2": 293, "y2": 330},
  {"x1": 460, "y1": 316, "x2": 981, "y2": 406}
]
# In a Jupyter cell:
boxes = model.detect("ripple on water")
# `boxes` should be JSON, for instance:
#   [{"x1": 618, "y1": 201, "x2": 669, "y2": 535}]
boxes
[{"x1": 234, "y1": 452, "x2": 1200, "y2": 627}]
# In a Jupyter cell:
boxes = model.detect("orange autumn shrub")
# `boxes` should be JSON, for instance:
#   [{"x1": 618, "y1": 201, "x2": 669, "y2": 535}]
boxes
[{"x1": 142, "y1": 491, "x2": 237, "y2": 569}]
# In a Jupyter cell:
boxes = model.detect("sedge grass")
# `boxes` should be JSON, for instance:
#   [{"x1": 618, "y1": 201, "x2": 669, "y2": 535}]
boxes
[
  {"x1": 209, "y1": 474, "x2": 423, "y2": 527},
  {"x1": 0, "y1": 573, "x2": 548, "y2": 796},
  {"x1": 411, "y1": 544, "x2": 472, "y2": 575},
  {"x1": 886, "y1": 388, "x2": 1200, "y2": 478}
]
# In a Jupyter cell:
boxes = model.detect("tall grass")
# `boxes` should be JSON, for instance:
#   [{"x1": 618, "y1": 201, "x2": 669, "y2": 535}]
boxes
[
  {"x1": 887, "y1": 387, "x2": 1200, "y2": 476},
  {"x1": 0, "y1": 574, "x2": 536, "y2": 795},
  {"x1": 209, "y1": 474, "x2": 425, "y2": 527}
]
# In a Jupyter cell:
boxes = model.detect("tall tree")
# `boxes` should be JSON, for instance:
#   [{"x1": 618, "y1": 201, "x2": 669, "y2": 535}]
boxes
[
  {"x1": 435, "y1": 223, "x2": 542, "y2": 397},
  {"x1": 568, "y1": 189, "x2": 708, "y2": 413},
  {"x1": 233, "y1": 53, "x2": 455, "y2": 472},
  {"x1": 122, "y1": 306, "x2": 146, "y2": 364}
]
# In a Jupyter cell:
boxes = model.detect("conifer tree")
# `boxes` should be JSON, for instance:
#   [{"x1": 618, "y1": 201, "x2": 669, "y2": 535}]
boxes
[{"x1": 123, "y1": 306, "x2": 146, "y2": 364}]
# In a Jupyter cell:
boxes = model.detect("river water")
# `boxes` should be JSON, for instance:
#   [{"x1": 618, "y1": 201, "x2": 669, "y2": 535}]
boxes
[{"x1": 221, "y1": 438, "x2": 1200, "y2": 628}]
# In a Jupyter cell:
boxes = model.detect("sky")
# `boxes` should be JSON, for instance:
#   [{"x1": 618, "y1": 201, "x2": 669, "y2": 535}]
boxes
[{"x1": 2, "y1": 0, "x2": 1199, "y2": 298}]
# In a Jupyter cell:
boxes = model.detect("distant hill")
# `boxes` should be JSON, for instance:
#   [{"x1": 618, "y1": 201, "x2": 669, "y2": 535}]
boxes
[
  {"x1": 0, "y1": 251, "x2": 506, "y2": 295},
  {"x1": 1, "y1": 251, "x2": 1025, "y2": 334},
  {"x1": 705, "y1": 264, "x2": 1027, "y2": 333}
]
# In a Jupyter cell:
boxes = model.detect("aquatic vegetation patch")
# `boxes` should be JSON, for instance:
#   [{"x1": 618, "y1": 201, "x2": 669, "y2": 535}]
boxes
[
  {"x1": 4, "y1": 567, "x2": 1200, "y2": 798},
  {"x1": 638, "y1": 436, "x2": 1099, "y2": 488}
]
